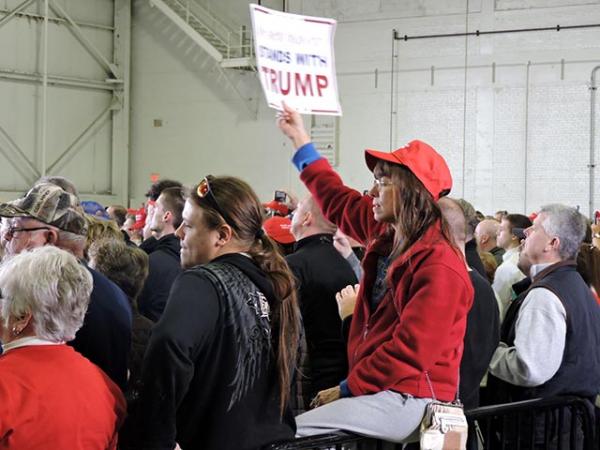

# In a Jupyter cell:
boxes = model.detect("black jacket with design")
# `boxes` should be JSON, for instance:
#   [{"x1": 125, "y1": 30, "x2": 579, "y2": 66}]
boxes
[{"x1": 125, "y1": 253, "x2": 295, "y2": 450}]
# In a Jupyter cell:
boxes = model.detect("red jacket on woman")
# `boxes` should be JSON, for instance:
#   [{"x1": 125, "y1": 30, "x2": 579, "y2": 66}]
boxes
[
  {"x1": 0, "y1": 345, "x2": 126, "y2": 449},
  {"x1": 301, "y1": 158, "x2": 474, "y2": 402}
]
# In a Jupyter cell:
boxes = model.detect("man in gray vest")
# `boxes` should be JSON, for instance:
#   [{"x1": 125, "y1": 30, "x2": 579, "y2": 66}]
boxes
[{"x1": 488, "y1": 204, "x2": 600, "y2": 405}]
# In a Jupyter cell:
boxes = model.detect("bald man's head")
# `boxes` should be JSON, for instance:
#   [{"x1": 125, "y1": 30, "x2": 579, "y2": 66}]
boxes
[
  {"x1": 474, "y1": 219, "x2": 500, "y2": 252},
  {"x1": 290, "y1": 195, "x2": 337, "y2": 240},
  {"x1": 439, "y1": 197, "x2": 467, "y2": 252}
]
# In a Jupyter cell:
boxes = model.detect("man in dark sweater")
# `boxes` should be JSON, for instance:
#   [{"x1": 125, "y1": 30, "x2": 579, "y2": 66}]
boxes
[
  {"x1": 138, "y1": 187, "x2": 183, "y2": 322},
  {"x1": 456, "y1": 198, "x2": 486, "y2": 279},
  {"x1": 287, "y1": 196, "x2": 357, "y2": 407},
  {"x1": 139, "y1": 179, "x2": 182, "y2": 254},
  {"x1": 439, "y1": 198, "x2": 500, "y2": 409}
]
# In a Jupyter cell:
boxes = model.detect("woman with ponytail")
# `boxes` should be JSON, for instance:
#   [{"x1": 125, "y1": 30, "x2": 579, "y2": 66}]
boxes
[{"x1": 124, "y1": 176, "x2": 301, "y2": 450}]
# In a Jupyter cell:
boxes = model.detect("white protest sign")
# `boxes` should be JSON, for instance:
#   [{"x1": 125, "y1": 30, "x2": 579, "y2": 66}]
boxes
[{"x1": 250, "y1": 4, "x2": 342, "y2": 116}]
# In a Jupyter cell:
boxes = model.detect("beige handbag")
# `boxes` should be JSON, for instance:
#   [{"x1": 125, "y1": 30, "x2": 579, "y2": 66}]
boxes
[{"x1": 420, "y1": 371, "x2": 468, "y2": 450}]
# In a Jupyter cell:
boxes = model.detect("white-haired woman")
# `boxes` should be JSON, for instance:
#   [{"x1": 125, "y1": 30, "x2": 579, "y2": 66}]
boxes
[{"x1": 0, "y1": 246, "x2": 126, "y2": 450}]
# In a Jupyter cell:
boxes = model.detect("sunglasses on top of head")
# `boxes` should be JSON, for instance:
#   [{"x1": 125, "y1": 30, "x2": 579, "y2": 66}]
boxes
[{"x1": 196, "y1": 176, "x2": 235, "y2": 229}]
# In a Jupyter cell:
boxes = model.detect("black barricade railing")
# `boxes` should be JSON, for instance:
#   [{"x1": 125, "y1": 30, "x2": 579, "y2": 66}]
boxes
[
  {"x1": 268, "y1": 396, "x2": 597, "y2": 450},
  {"x1": 467, "y1": 396, "x2": 597, "y2": 450},
  {"x1": 268, "y1": 432, "x2": 403, "y2": 450}
]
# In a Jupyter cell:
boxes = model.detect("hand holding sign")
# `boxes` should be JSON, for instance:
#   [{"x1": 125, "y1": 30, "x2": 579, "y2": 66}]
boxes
[
  {"x1": 250, "y1": 4, "x2": 342, "y2": 116},
  {"x1": 276, "y1": 102, "x2": 311, "y2": 149}
]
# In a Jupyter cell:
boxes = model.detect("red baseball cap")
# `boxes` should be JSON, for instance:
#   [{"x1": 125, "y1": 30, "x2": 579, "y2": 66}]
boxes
[
  {"x1": 365, "y1": 140, "x2": 452, "y2": 201},
  {"x1": 127, "y1": 207, "x2": 146, "y2": 230},
  {"x1": 263, "y1": 216, "x2": 295, "y2": 245},
  {"x1": 263, "y1": 200, "x2": 290, "y2": 216}
]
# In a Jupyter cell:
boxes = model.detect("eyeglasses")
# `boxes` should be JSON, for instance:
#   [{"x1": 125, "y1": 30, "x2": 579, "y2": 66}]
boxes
[
  {"x1": 373, "y1": 178, "x2": 393, "y2": 188},
  {"x1": 3, "y1": 226, "x2": 50, "y2": 238},
  {"x1": 197, "y1": 176, "x2": 235, "y2": 229}
]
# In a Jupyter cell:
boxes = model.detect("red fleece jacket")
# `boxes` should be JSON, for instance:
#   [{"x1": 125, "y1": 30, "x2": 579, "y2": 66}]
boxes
[
  {"x1": 301, "y1": 158, "x2": 474, "y2": 402},
  {"x1": 0, "y1": 345, "x2": 126, "y2": 449}
]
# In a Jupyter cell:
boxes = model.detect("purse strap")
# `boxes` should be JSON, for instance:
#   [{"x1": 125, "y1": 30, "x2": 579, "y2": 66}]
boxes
[{"x1": 424, "y1": 370, "x2": 461, "y2": 404}]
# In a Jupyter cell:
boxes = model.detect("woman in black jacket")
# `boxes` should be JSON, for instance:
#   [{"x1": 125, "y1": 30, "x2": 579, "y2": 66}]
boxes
[{"x1": 124, "y1": 176, "x2": 301, "y2": 450}]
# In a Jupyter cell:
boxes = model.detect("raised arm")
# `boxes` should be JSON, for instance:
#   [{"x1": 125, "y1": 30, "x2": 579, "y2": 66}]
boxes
[
  {"x1": 276, "y1": 104, "x2": 381, "y2": 244},
  {"x1": 276, "y1": 102, "x2": 311, "y2": 149}
]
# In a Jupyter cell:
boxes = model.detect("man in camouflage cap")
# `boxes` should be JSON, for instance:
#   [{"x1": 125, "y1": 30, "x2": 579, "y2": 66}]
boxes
[
  {"x1": 0, "y1": 183, "x2": 87, "y2": 256},
  {"x1": 0, "y1": 182, "x2": 132, "y2": 389}
]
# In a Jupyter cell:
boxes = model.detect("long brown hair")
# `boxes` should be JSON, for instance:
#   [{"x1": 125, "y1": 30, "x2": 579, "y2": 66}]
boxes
[
  {"x1": 375, "y1": 161, "x2": 455, "y2": 260},
  {"x1": 190, "y1": 176, "x2": 300, "y2": 415}
]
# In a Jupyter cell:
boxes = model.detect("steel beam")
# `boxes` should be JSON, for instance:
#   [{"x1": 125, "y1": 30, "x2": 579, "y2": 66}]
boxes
[
  {"x1": 0, "y1": 0, "x2": 36, "y2": 31},
  {"x1": 0, "y1": 0, "x2": 127, "y2": 201},
  {"x1": 46, "y1": 102, "x2": 114, "y2": 173},
  {"x1": 110, "y1": 0, "x2": 131, "y2": 204},
  {"x1": 49, "y1": 0, "x2": 120, "y2": 80},
  {"x1": 0, "y1": 123, "x2": 40, "y2": 184},
  {"x1": 0, "y1": 6, "x2": 114, "y2": 31},
  {"x1": 0, "y1": 68, "x2": 119, "y2": 91},
  {"x1": 41, "y1": 0, "x2": 49, "y2": 175}
]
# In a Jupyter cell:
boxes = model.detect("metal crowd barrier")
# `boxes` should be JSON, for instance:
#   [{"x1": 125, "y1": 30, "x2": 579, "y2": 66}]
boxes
[
  {"x1": 268, "y1": 396, "x2": 597, "y2": 450},
  {"x1": 268, "y1": 432, "x2": 401, "y2": 450},
  {"x1": 467, "y1": 396, "x2": 597, "y2": 450}
]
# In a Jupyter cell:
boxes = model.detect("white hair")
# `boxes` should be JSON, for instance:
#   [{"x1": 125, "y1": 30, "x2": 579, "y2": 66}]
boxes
[
  {"x1": 539, "y1": 204, "x2": 587, "y2": 260},
  {"x1": 0, "y1": 246, "x2": 93, "y2": 342},
  {"x1": 56, "y1": 229, "x2": 87, "y2": 246},
  {"x1": 56, "y1": 229, "x2": 87, "y2": 257}
]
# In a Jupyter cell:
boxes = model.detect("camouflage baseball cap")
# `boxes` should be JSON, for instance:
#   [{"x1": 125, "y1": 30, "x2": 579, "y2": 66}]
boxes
[{"x1": 0, "y1": 183, "x2": 88, "y2": 236}]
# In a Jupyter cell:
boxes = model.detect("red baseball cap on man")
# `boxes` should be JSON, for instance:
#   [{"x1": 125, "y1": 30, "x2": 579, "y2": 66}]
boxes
[
  {"x1": 263, "y1": 216, "x2": 295, "y2": 245},
  {"x1": 127, "y1": 207, "x2": 146, "y2": 230},
  {"x1": 263, "y1": 200, "x2": 290, "y2": 216},
  {"x1": 364, "y1": 140, "x2": 452, "y2": 201}
]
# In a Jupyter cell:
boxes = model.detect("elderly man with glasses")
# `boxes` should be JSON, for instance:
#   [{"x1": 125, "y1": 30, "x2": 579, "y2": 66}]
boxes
[{"x1": 0, "y1": 183, "x2": 132, "y2": 389}]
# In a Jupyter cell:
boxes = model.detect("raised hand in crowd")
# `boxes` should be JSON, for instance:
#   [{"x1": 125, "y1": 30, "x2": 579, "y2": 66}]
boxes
[{"x1": 276, "y1": 102, "x2": 311, "y2": 148}]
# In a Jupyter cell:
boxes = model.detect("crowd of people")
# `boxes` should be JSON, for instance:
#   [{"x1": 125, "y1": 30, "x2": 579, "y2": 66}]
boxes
[{"x1": 0, "y1": 105, "x2": 599, "y2": 449}]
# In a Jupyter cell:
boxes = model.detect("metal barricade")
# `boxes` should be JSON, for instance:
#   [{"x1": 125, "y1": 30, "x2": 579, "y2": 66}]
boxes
[
  {"x1": 269, "y1": 432, "x2": 403, "y2": 450},
  {"x1": 466, "y1": 396, "x2": 597, "y2": 450},
  {"x1": 268, "y1": 396, "x2": 597, "y2": 450}
]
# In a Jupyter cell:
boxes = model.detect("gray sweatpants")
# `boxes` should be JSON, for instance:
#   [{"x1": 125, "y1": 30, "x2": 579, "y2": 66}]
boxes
[{"x1": 295, "y1": 390, "x2": 432, "y2": 444}]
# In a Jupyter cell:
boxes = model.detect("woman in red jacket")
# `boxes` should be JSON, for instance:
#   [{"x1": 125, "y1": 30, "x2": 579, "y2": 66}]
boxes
[
  {"x1": 277, "y1": 104, "x2": 473, "y2": 443},
  {"x1": 0, "y1": 246, "x2": 125, "y2": 450}
]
